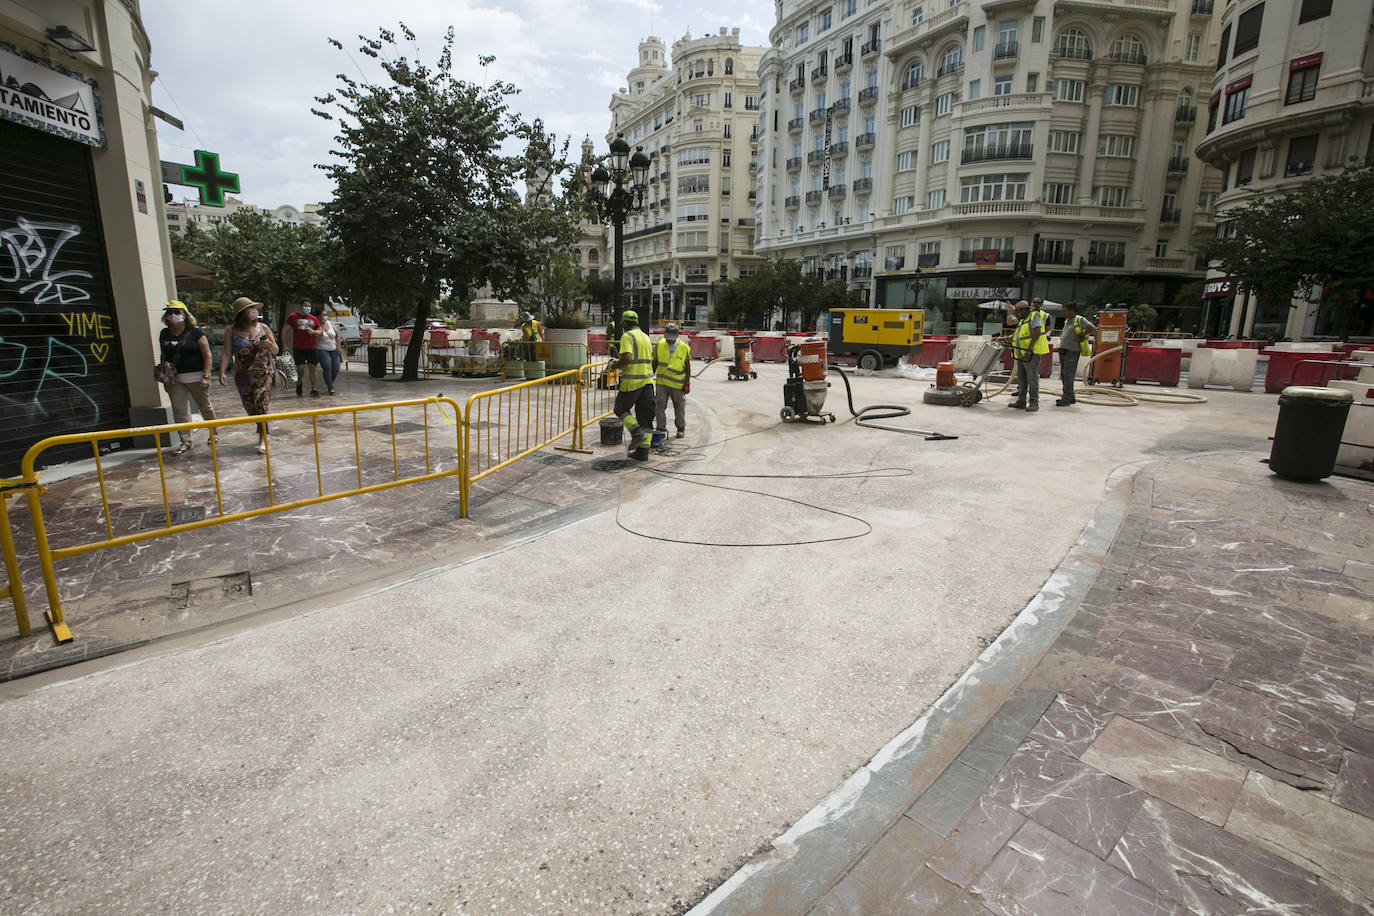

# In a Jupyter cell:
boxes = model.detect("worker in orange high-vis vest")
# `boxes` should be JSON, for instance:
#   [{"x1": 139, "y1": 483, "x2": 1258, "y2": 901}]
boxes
[
  {"x1": 613, "y1": 310, "x2": 655, "y2": 460},
  {"x1": 653, "y1": 322, "x2": 691, "y2": 439}
]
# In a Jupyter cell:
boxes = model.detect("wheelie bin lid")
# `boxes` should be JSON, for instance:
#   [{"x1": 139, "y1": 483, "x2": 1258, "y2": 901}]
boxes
[{"x1": 1279, "y1": 385, "x2": 1353, "y2": 402}]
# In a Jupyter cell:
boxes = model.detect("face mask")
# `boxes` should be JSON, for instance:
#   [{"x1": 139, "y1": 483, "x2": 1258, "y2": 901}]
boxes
[
  {"x1": 246, "y1": 310, "x2": 259, "y2": 322},
  {"x1": 166, "y1": 313, "x2": 185, "y2": 325},
  {"x1": 303, "y1": 306, "x2": 312, "y2": 315}
]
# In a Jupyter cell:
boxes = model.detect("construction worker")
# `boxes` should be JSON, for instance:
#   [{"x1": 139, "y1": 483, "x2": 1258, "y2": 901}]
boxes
[
  {"x1": 520, "y1": 311, "x2": 544, "y2": 361},
  {"x1": 612, "y1": 310, "x2": 655, "y2": 460},
  {"x1": 605, "y1": 314, "x2": 621, "y2": 358},
  {"x1": 1056, "y1": 303, "x2": 1097, "y2": 406},
  {"x1": 1031, "y1": 297, "x2": 1054, "y2": 341},
  {"x1": 999, "y1": 299, "x2": 1047, "y2": 411},
  {"x1": 653, "y1": 322, "x2": 691, "y2": 439}
]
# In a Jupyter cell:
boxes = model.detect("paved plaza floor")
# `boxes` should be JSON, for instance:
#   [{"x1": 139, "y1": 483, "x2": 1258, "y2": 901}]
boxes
[{"x1": 0, "y1": 357, "x2": 1369, "y2": 914}]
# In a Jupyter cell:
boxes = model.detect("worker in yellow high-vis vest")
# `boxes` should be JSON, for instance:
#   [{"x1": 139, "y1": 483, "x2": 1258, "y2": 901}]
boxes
[
  {"x1": 612, "y1": 310, "x2": 655, "y2": 460},
  {"x1": 653, "y1": 322, "x2": 691, "y2": 439},
  {"x1": 1000, "y1": 299, "x2": 1048, "y2": 411}
]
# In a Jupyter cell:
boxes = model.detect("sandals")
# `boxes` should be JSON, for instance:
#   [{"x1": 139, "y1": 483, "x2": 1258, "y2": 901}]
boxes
[{"x1": 171, "y1": 442, "x2": 192, "y2": 457}]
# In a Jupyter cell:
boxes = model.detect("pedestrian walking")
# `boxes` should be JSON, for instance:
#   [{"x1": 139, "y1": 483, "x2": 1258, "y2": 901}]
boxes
[
  {"x1": 317, "y1": 312, "x2": 342, "y2": 395},
  {"x1": 1056, "y1": 303, "x2": 1097, "y2": 406},
  {"x1": 281, "y1": 297, "x2": 322, "y2": 397},
  {"x1": 653, "y1": 322, "x2": 691, "y2": 439},
  {"x1": 220, "y1": 297, "x2": 278, "y2": 454},
  {"x1": 998, "y1": 299, "x2": 1047, "y2": 411},
  {"x1": 612, "y1": 309, "x2": 654, "y2": 460},
  {"x1": 157, "y1": 300, "x2": 217, "y2": 456}
]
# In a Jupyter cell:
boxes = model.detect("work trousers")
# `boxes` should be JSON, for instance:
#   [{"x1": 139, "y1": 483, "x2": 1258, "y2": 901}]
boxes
[
  {"x1": 1014, "y1": 355, "x2": 1040, "y2": 405},
  {"x1": 614, "y1": 385, "x2": 655, "y2": 446},
  {"x1": 655, "y1": 384, "x2": 686, "y2": 433},
  {"x1": 165, "y1": 380, "x2": 217, "y2": 446},
  {"x1": 1058, "y1": 349, "x2": 1081, "y2": 403}
]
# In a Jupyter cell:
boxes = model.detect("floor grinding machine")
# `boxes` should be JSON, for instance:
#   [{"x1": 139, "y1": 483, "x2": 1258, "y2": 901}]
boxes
[
  {"x1": 781, "y1": 340, "x2": 837, "y2": 423},
  {"x1": 922, "y1": 339, "x2": 1008, "y2": 406}
]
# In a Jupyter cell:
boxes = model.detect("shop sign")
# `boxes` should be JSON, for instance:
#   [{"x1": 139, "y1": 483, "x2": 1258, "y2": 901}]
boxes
[
  {"x1": 0, "y1": 42, "x2": 104, "y2": 147},
  {"x1": 972, "y1": 249, "x2": 998, "y2": 268},
  {"x1": 947, "y1": 286, "x2": 1015, "y2": 299},
  {"x1": 1290, "y1": 53, "x2": 1323, "y2": 71},
  {"x1": 1203, "y1": 278, "x2": 1234, "y2": 298}
]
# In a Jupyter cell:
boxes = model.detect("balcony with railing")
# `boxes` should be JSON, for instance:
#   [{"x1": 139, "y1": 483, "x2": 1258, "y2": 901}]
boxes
[
  {"x1": 1175, "y1": 106, "x2": 1197, "y2": 124},
  {"x1": 861, "y1": 39, "x2": 880, "y2": 56},
  {"x1": 805, "y1": 190, "x2": 823, "y2": 203},
  {"x1": 1191, "y1": 0, "x2": 1214, "y2": 13},
  {"x1": 1167, "y1": 156, "x2": 1189, "y2": 174},
  {"x1": 807, "y1": 149, "x2": 826, "y2": 163},
  {"x1": 786, "y1": 156, "x2": 802, "y2": 171},
  {"x1": 937, "y1": 61, "x2": 964, "y2": 78},
  {"x1": 852, "y1": 266, "x2": 873, "y2": 279},
  {"x1": 834, "y1": 53, "x2": 854, "y2": 73},
  {"x1": 1107, "y1": 50, "x2": 1147, "y2": 65},
  {"x1": 961, "y1": 142, "x2": 1034, "y2": 163},
  {"x1": 788, "y1": 117, "x2": 804, "y2": 132},
  {"x1": 992, "y1": 40, "x2": 1018, "y2": 61},
  {"x1": 1055, "y1": 46, "x2": 1093, "y2": 61},
  {"x1": 958, "y1": 248, "x2": 1013, "y2": 263},
  {"x1": 852, "y1": 177, "x2": 873, "y2": 193},
  {"x1": 858, "y1": 86, "x2": 879, "y2": 105},
  {"x1": 832, "y1": 97, "x2": 851, "y2": 114},
  {"x1": 830, "y1": 140, "x2": 849, "y2": 157},
  {"x1": 1087, "y1": 250, "x2": 1126, "y2": 267},
  {"x1": 828, "y1": 184, "x2": 847, "y2": 198},
  {"x1": 790, "y1": 77, "x2": 806, "y2": 94},
  {"x1": 811, "y1": 67, "x2": 828, "y2": 84},
  {"x1": 1159, "y1": 207, "x2": 1182, "y2": 224},
  {"x1": 1035, "y1": 249, "x2": 1075, "y2": 265},
  {"x1": 785, "y1": 195, "x2": 800, "y2": 208},
  {"x1": 737, "y1": 217, "x2": 756, "y2": 227},
  {"x1": 809, "y1": 107, "x2": 828, "y2": 123},
  {"x1": 856, "y1": 132, "x2": 876, "y2": 149},
  {"x1": 901, "y1": 75, "x2": 923, "y2": 91}
]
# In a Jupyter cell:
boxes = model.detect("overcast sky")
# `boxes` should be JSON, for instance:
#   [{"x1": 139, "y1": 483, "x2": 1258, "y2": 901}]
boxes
[{"x1": 141, "y1": 0, "x2": 776, "y2": 210}]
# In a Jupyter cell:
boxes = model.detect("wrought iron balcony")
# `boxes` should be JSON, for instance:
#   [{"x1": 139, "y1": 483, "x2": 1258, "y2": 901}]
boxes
[
  {"x1": 1055, "y1": 46, "x2": 1093, "y2": 60},
  {"x1": 830, "y1": 140, "x2": 849, "y2": 157},
  {"x1": 1192, "y1": 0, "x2": 1214, "y2": 13},
  {"x1": 958, "y1": 248, "x2": 1013, "y2": 263},
  {"x1": 1087, "y1": 251, "x2": 1125, "y2": 267},
  {"x1": 788, "y1": 117, "x2": 804, "y2": 132},
  {"x1": 834, "y1": 53, "x2": 854, "y2": 73},
  {"x1": 809, "y1": 108, "x2": 828, "y2": 123},
  {"x1": 828, "y1": 185, "x2": 847, "y2": 198},
  {"x1": 1167, "y1": 156, "x2": 1189, "y2": 173},
  {"x1": 852, "y1": 177, "x2": 873, "y2": 193},
  {"x1": 858, "y1": 86, "x2": 879, "y2": 105},
  {"x1": 1108, "y1": 50, "x2": 1148, "y2": 65},
  {"x1": 852, "y1": 266, "x2": 873, "y2": 279},
  {"x1": 831, "y1": 97, "x2": 851, "y2": 113},
  {"x1": 961, "y1": 142, "x2": 1033, "y2": 163},
  {"x1": 901, "y1": 75, "x2": 923, "y2": 91},
  {"x1": 993, "y1": 41, "x2": 1018, "y2": 61},
  {"x1": 1035, "y1": 250, "x2": 1075, "y2": 265},
  {"x1": 805, "y1": 190, "x2": 824, "y2": 203},
  {"x1": 1159, "y1": 208, "x2": 1181, "y2": 224},
  {"x1": 856, "y1": 132, "x2": 876, "y2": 149},
  {"x1": 861, "y1": 39, "x2": 880, "y2": 57},
  {"x1": 807, "y1": 149, "x2": 826, "y2": 163},
  {"x1": 811, "y1": 67, "x2": 828, "y2": 84},
  {"x1": 785, "y1": 195, "x2": 800, "y2": 208},
  {"x1": 937, "y1": 61, "x2": 964, "y2": 78},
  {"x1": 786, "y1": 156, "x2": 802, "y2": 170},
  {"x1": 1175, "y1": 106, "x2": 1197, "y2": 124},
  {"x1": 789, "y1": 77, "x2": 806, "y2": 93}
]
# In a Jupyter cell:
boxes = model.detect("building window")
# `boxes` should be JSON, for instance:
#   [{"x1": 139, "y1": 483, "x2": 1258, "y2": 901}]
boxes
[
  {"x1": 678, "y1": 175, "x2": 710, "y2": 195},
  {"x1": 1234, "y1": 3, "x2": 1264, "y2": 56},
  {"x1": 932, "y1": 140, "x2": 950, "y2": 162},
  {"x1": 722, "y1": 149, "x2": 732, "y2": 166},
  {"x1": 912, "y1": 5, "x2": 925, "y2": 24},
  {"x1": 994, "y1": 76, "x2": 1013, "y2": 95},
  {"x1": 904, "y1": 61, "x2": 925, "y2": 88},
  {"x1": 1217, "y1": 25, "x2": 1231, "y2": 67},
  {"x1": 1039, "y1": 238, "x2": 1074, "y2": 262},
  {"x1": 1093, "y1": 186, "x2": 1129, "y2": 207},
  {"x1": 901, "y1": 104, "x2": 919, "y2": 127},
  {"x1": 1026, "y1": 73, "x2": 1038, "y2": 93},
  {"x1": 885, "y1": 245, "x2": 905, "y2": 268},
  {"x1": 969, "y1": 79, "x2": 981, "y2": 101},
  {"x1": 960, "y1": 237, "x2": 1013, "y2": 260},
  {"x1": 1103, "y1": 84, "x2": 1140, "y2": 107},
  {"x1": 679, "y1": 146, "x2": 711, "y2": 166},
  {"x1": 725, "y1": 57, "x2": 734, "y2": 74},
  {"x1": 1051, "y1": 80, "x2": 1085, "y2": 102},
  {"x1": 724, "y1": 91, "x2": 733, "y2": 108},
  {"x1": 1207, "y1": 97, "x2": 1219, "y2": 133},
  {"x1": 940, "y1": 45, "x2": 963, "y2": 74},
  {"x1": 1185, "y1": 34, "x2": 1201, "y2": 62},
  {"x1": 676, "y1": 204, "x2": 709, "y2": 222},
  {"x1": 1056, "y1": 29, "x2": 1091, "y2": 59},
  {"x1": 1235, "y1": 147, "x2": 1256, "y2": 185},
  {"x1": 1299, "y1": 0, "x2": 1332, "y2": 20},
  {"x1": 1155, "y1": 240, "x2": 1169, "y2": 258},
  {"x1": 1088, "y1": 240, "x2": 1127, "y2": 265},
  {"x1": 927, "y1": 190, "x2": 946, "y2": 208},
  {"x1": 918, "y1": 240, "x2": 941, "y2": 257},
  {"x1": 798, "y1": 23, "x2": 809, "y2": 43},
  {"x1": 1286, "y1": 64, "x2": 1319, "y2": 104},
  {"x1": 897, "y1": 150, "x2": 917, "y2": 171},
  {"x1": 894, "y1": 195, "x2": 914, "y2": 214},
  {"x1": 1285, "y1": 135, "x2": 1318, "y2": 176},
  {"x1": 1043, "y1": 182, "x2": 1076, "y2": 204},
  {"x1": 936, "y1": 93, "x2": 955, "y2": 116},
  {"x1": 1032, "y1": 17, "x2": 1044, "y2": 42},
  {"x1": 1109, "y1": 34, "x2": 1146, "y2": 64},
  {"x1": 1198, "y1": 191, "x2": 1216, "y2": 211},
  {"x1": 821, "y1": 8, "x2": 833, "y2": 30},
  {"x1": 1047, "y1": 131, "x2": 1080, "y2": 153},
  {"x1": 973, "y1": 26, "x2": 985, "y2": 52},
  {"x1": 723, "y1": 122, "x2": 731, "y2": 138},
  {"x1": 1098, "y1": 134, "x2": 1135, "y2": 158},
  {"x1": 1223, "y1": 84, "x2": 1249, "y2": 123},
  {"x1": 959, "y1": 173, "x2": 1029, "y2": 202}
]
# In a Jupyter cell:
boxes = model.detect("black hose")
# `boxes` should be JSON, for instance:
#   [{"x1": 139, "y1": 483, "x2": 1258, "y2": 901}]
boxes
[{"x1": 830, "y1": 365, "x2": 958, "y2": 440}]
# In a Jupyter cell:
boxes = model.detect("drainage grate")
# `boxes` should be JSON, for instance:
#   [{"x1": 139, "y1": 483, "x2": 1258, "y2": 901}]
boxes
[
  {"x1": 464, "y1": 492, "x2": 553, "y2": 524},
  {"x1": 530, "y1": 452, "x2": 578, "y2": 467},
  {"x1": 365, "y1": 421, "x2": 426, "y2": 435},
  {"x1": 591, "y1": 458, "x2": 634, "y2": 472},
  {"x1": 140, "y1": 506, "x2": 208, "y2": 530}
]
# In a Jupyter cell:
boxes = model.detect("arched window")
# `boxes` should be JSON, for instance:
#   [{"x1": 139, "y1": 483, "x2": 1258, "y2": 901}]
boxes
[
  {"x1": 589, "y1": 249, "x2": 600, "y2": 263},
  {"x1": 1109, "y1": 33, "x2": 1146, "y2": 64},
  {"x1": 939, "y1": 44, "x2": 962, "y2": 76},
  {"x1": 904, "y1": 59, "x2": 925, "y2": 88},
  {"x1": 1056, "y1": 28, "x2": 1092, "y2": 59},
  {"x1": 1178, "y1": 87, "x2": 1194, "y2": 107},
  {"x1": 725, "y1": 58, "x2": 734, "y2": 74}
]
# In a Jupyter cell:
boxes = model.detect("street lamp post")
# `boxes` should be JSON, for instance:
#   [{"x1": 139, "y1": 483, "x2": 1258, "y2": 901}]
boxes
[{"x1": 588, "y1": 134, "x2": 651, "y2": 322}]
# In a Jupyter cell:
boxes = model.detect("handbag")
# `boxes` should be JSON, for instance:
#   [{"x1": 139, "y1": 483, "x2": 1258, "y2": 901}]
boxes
[
  {"x1": 274, "y1": 355, "x2": 298, "y2": 386},
  {"x1": 154, "y1": 362, "x2": 179, "y2": 384}
]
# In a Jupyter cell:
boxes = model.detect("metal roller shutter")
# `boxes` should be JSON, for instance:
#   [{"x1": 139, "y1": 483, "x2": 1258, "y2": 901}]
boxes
[{"x1": 1, "y1": 119, "x2": 129, "y2": 477}]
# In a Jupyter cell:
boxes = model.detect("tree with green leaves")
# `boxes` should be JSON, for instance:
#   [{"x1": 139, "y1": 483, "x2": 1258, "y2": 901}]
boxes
[
  {"x1": 1200, "y1": 162, "x2": 1374, "y2": 339},
  {"x1": 714, "y1": 260, "x2": 857, "y2": 330},
  {"x1": 313, "y1": 25, "x2": 556, "y2": 380}
]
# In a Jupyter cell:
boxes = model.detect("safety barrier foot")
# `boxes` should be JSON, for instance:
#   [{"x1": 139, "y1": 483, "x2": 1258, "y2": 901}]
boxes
[{"x1": 45, "y1": 610, "x2": 72, "y2": 644}]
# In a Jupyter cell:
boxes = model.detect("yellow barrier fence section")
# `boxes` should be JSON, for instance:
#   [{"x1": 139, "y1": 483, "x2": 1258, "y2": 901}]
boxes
[
  {"x1": 17, "y1": 396, "x2": 464, "y2": 642},
  {"x1": 578, "y1": 360, "x2": 619, "y2": 435},
  {"x1": 0, "y1": 483, "x2": 29, "y2": 637}
]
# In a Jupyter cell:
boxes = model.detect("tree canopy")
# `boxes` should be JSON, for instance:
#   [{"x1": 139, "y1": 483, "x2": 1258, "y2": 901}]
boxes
[
  {"x1": 313, "y1": 24, "x2": 574, "y2": 379},
  {"x1": 714, "y1": 260, "x2": 863, "y2": 331},
  {"x1": 1200, "y1": 162, "x2": 1374, "y2": 338}
]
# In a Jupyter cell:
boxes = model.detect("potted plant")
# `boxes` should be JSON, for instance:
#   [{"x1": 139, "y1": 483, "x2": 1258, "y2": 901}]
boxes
[{"x1": 543, "y1": 307, "x2": 590, "y2": 373}]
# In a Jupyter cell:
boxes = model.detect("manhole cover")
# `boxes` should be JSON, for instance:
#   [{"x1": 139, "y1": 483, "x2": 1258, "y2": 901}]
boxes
[
  {"x1": 168, "y1": 571, "x2": 252, "y2": 611},
  {"x1": 365, "y1": 421, "x2": 426, "y2": 435},
  {"x1": 140, "y1": 506, "x2": 207, "y2": 529},
  {"x1": 530, "y1": 452, "x2": 578, "y2": 467},
  {"x1": 465, "y1": 492, "x2": 553, "y2": 524},
  {"x1": 591, "y1": 458, "x2": 634, "y2": 472}
]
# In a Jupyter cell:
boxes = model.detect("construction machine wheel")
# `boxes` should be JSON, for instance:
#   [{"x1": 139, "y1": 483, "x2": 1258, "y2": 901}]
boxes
[
  {"x1": 858, "y1": 350, "x2": 882, "y2": 371},
  {"x1": 780, "y1": 406, "x2": 796, "y2": 421}
]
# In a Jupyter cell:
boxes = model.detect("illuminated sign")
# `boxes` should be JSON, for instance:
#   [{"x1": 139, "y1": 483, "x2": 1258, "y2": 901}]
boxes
[
  {"x1": 160, "y1": 150, "x2": 241, "y2": 207},
  {"x1": 0, "y1": 42, "x2": 103, "y2": 147},
  {"x1": 1203, "y1": 278, "x2": 1234, "y2": 298}
]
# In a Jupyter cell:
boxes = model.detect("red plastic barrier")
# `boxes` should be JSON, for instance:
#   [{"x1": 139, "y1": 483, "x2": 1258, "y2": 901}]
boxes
[
  {"x1": 399, "y1": 328, "x2": 412, "y2": 343},
  {"x1": 752, "y1": 336, "x2": 787, "y2": 363},
  {"x1": 430, "y1": 330, "x2": 449, "y2": 347},
  {"x1": 588, "y1": 332, "x2": 608, "y2": 356},
  {"x1": 690, "y1": 335, "x2": 718, "y2": 360},
  {"x1": 1263, "y1": 350, "x2": 1341, "y2": 393},
  {"x1": 360, "y1": 328, "x2": 372, "y2": 343},
  {"x1": 999, "y1": 350, "x2": 1054, "y2": 377},
  {"x1": 914, "y1": 339, "x2": 953, "y2": 368},
  {"x1": 1123, "y1": 346, "x2": 1181, "y2": 386}
]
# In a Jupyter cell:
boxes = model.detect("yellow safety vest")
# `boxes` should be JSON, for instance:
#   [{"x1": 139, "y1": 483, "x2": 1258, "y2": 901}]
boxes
[
  {"x1": 522, "y1": 320, "x2": 543, "y2": 341},
  {"x1": 1012, "y1": 312, "x2": 1050, "y2": 356},
  {"x1": 1071, "y1": 316, "x2": 1093, "y2": 356},
  {"x1": 618, "y1": 327, "x2": 653, "y2": 392},
  {"x1": 654, "y1": 338, "x2": 691, "y2": 389}
]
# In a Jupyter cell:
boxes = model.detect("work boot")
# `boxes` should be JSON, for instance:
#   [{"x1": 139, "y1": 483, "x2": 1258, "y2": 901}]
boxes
[
  {"x1": 675, "y1": 430, "x2": 684, "y2": 438},
  {"x1": 1055, "y1": 399, "x2": 1071, "y2": 406},
  {"x1": 1026, "y1": 402, "x2": 1039, "y2": 412},
  {"x1": 630, "y1": 447, "x2": 650, "y2": 461},
  {"x1": 1007, "y1": 401, "x2": 1026, "y2": 409}
]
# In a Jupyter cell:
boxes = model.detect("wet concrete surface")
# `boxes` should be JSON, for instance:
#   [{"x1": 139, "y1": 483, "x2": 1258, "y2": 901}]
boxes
[{"x1": 0, "y1": 357, "x2": 1368, "y2": 914}]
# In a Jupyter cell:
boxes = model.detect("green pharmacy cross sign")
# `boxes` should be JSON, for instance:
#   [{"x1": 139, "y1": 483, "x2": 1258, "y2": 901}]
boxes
[{"x1": 160, "y1": 150, "x2": 240, "y2": 207}]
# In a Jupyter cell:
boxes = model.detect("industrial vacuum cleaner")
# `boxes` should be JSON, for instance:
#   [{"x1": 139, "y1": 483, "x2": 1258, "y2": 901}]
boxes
[
  {"x1": 780, "y1": 340, "x2": 837, "y2": 423},
  {"x1": 727, "y1": 335, "x2": 758, "y2": 380}
]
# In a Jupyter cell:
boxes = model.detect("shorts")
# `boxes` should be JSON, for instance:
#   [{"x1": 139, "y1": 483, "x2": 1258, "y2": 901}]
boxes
[{"x1": 292, "y1": 348, "x2": 319, "y2": 365}]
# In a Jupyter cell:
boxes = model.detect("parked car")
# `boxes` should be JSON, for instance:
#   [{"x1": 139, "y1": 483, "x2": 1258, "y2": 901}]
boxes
[{"x1": 395, "y1": 317, "x2": 450, "y2": 331}]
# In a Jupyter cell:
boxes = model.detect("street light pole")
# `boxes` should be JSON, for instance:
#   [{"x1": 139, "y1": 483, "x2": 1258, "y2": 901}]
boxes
[{"x1": 588, "y1": 134, "x2": 651, "y2": 321}]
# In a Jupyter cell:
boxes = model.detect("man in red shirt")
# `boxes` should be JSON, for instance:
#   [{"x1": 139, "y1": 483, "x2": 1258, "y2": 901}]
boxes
[{"x1": 281, "y1": 297, "x2": 323, "y2": 396}]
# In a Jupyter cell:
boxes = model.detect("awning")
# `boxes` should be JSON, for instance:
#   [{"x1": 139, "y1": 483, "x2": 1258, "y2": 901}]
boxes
[{"x1": 173, "y1": 257, "x2": 218, "y2": 292}]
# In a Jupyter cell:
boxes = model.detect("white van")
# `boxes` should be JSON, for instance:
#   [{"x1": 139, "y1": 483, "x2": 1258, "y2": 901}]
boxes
[{"x1": 323, "y1": 298, "x2": 376, "y2": 350}]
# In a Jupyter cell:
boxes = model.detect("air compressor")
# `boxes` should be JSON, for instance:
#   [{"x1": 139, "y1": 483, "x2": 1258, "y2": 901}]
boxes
[{"x1": 780, "y1": 340, "x2": 836, "y2": 423}]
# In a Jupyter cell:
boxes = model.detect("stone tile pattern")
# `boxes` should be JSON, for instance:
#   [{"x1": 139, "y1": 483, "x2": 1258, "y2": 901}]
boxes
[{"x1": 804, "y1": 458, "x2": 1374, "y2": 914}]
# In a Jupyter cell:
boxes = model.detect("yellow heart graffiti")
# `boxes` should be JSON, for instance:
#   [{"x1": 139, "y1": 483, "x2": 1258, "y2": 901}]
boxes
[{"x1": 90, "y1": 342, "x2": 109, "y2": 362}]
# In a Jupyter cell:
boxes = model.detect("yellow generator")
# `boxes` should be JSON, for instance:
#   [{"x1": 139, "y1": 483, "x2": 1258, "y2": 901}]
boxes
[{"x1": 827, "y1": 308, "x2": 925, "y2": 371}]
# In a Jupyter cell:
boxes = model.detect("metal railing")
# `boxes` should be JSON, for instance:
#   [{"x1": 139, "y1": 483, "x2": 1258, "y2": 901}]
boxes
[{"x1": 0, "y1": 485, "x2": 29, "y2": 637}]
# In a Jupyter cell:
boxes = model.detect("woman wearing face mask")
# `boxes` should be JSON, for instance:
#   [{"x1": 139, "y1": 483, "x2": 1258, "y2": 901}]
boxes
[
  {"x1": 158, "y1": 300, "x2": 217, "y2": 457},
  {"x1": 218, "y1": 296, "x2": 279, "y2": 454},
  {"x1": 316, "y1": 311, "x2": 341, "y2": 395}
]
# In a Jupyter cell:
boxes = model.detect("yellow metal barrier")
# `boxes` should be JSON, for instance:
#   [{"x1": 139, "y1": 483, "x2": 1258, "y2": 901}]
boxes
[
  {"x1": 17, "y1": 396, "x2": 464, "y2": 642},
  {"x1": 0, "y1": 482, "x2": 30, "y2": 637}
]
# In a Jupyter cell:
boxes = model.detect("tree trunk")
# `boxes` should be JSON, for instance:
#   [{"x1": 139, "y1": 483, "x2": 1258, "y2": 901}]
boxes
[{"x1": 400, "y1": 295, "x2": 432, "y2": 382}]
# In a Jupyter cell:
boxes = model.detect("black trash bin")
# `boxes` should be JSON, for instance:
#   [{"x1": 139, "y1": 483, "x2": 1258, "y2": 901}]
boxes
[
  {"x1": 1269, "y1": 385, "x2": 1354, "y2": 481},
  {"x1": 367, "y1": 345, "x2": 388, "y2": 379}
]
